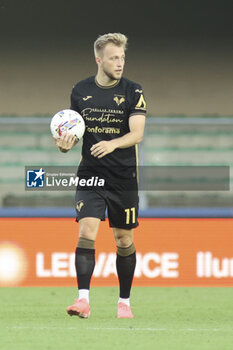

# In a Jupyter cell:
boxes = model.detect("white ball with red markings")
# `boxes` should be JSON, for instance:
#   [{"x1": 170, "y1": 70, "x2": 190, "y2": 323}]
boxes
[{"x1": 50, "y1": 109, "x2": 85, "y2": 142}]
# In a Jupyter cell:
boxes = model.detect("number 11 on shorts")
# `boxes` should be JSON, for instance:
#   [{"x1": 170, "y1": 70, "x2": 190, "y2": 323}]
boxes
[{"x1": 125, "y1": 207, "x2": 136, "y2": 224}]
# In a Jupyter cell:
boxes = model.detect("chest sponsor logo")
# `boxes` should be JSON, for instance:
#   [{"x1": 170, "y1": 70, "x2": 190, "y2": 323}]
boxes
[
  {"x1": 81, "y1": 108, "x2": 123, "y2": 124},
  {"x1": 83, "y1": 96, "x2": 93, "y2": 101},
  {"x1": 86, "y1": 126, "x2": 120, "y2": 134}
]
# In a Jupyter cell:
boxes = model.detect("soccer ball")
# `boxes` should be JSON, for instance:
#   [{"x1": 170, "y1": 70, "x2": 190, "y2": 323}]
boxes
[{"x1": 50, "y1": 109, "x2": 85, "y2": 142}]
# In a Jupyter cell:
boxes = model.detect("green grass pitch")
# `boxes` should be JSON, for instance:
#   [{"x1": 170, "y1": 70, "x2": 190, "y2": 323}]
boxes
[{"x1": 0, "y1": 287, "x2": 233, "y2": 350}]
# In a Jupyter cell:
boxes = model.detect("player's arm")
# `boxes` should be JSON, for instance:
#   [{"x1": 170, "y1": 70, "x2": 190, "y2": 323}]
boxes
[
  {"x1": 112, "y1": 114, "x2": 146, "y2": 148},
  {"x1": 90, "y1": 114, "x2": 145, "y2": 158},
  {"x1": 54, "y1": 86, "x2": 80, "y2": 153},
  {"x1": 54, "y1": 132, "x2": 78, "y2": 153}
]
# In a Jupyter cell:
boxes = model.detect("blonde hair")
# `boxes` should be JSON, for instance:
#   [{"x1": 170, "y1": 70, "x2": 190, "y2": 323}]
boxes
[{"x1": 94, "y1": 33, "x2": 128, "y2": 57}]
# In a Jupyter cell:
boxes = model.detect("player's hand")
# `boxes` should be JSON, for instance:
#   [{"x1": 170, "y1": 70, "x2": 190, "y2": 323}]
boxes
[
  {"x1": 54, "y1": 132, "x2": 77, "y2": 153},
  {"x1": 90, "y1": 140, "x2": 116, "y2": 158}
]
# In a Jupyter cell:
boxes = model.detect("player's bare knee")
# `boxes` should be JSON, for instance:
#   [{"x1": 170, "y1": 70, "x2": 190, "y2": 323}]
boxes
[
  {"x1": 115, "y1": 235, "x2": 133, "y2": 248},
  {"x1": 78, "y1": 218, "x2": 100, "y2": 241},
  {"x1": 79, "y1": 226, "x2": 94, "y2": 241},
  {"x1": 113, "y1": 228, "x2": 133, "y2": 248},
  {"x1": 77, "y1": 228, "x2": 96, "y2": 249}
]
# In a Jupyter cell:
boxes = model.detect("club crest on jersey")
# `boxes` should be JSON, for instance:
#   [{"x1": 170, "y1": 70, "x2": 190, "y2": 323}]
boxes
[
  {"x1": 76, "y1": 200, "x2": 84, "y2": 212},
  {"x1": 113, "y1": 95, "x2": 125, "y2": 106}
]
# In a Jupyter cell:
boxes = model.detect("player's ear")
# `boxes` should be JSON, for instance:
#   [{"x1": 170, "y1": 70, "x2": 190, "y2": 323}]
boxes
[{"x1": 95, "y1": 56, "x2": 101, "y2": 65}]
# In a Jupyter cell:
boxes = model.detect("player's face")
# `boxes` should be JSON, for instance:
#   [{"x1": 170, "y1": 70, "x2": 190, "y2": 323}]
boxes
[{"x1": 99, "y1": 43, "x2": 125, "y2": 81}]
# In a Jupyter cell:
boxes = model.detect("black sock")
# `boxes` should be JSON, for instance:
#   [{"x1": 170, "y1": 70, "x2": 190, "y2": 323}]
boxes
[
  {"x1": 75, "y1": 247, "x2": 95, "y2": 290},
  {"x1": 116, "y1": 252, "x2": 136, "y2": 298}
]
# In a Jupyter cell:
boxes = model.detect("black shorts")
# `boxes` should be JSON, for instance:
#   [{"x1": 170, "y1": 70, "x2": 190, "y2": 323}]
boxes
[{"x1": 75, "y1": 182, "x2": 139, "y2": 229}]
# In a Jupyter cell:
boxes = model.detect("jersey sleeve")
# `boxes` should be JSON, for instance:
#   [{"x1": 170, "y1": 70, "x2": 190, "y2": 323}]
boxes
[
  {"x1": 70, "y1": 86, "x2": 81, "y2": 113},
  {"x1": 129, "y1": 84, "x2": 147, "y2": 116}
]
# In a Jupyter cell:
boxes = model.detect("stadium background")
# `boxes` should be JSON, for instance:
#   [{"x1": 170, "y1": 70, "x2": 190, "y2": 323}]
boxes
[{"x1": 0, "y1": 0, "x2": 233, "y2": 288}]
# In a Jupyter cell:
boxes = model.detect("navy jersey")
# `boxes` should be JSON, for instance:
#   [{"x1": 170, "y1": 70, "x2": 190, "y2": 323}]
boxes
[{"x1": 70, "y1": 76, "x2": 146, "y2": 178}]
